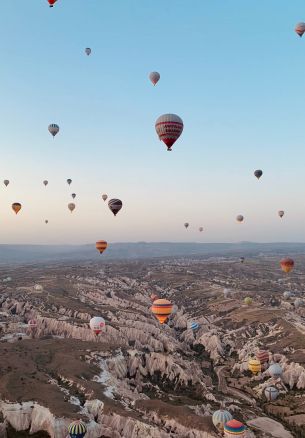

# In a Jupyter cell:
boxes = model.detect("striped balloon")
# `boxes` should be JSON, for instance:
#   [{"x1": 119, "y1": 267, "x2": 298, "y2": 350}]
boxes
[
  {"x1": 265, "y1": 386, "x2": 279, "y2": 401},
  {"x1": 68, "y1": 420, "x2": 87, "y2": 438},
  {"x1": 295, "y1": 22, "x2": 305, "y2": 37},
  {"x1": 48, "y1": 123, "x2": 59, "y2": 137},
  {"x1": 212, "y1": 410, "x2": 233, "y2": 432},
  {"x1": 108, "y1": 198, "x2": 123, "y2": 216},
  {"x1": 151, "y1": 298, "x2": 173, "y2": 324},
  {"x1": 224, "y1": 419, "x2": 246, "y2": 437},
  {"x1": 248, "y1": 358, "x2": 261, "y2": 375},
  {"x1": 280, "y1": 258, "x2": 294, "y2": 273},
  {"x1": 149, "y1": 71, "x2": 160, "y2": 85},
  {"x1": 155, "y1": 114, "x2": 184, "y2": 151},
  {"x1": 12, "y1": 203, "x2": 22, "y2": 214},
  {"x1": 188, "y1": 321, "x2": 199, "y2": 331},
  {"x1": 96, "y1": 240, "x2": 108, "y2": 254},
  {"x1": 256, "y1": 349, "x2": 269, "y2": 364}
]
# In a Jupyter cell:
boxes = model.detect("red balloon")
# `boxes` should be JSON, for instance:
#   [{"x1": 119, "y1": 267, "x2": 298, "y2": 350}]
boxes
[{"x1": 48, "y1": 0, "x2": 57, "y2": 7}]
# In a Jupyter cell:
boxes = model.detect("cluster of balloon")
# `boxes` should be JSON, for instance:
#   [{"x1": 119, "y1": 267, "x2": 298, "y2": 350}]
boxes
[
  {"x1": 108, "y1": 198, "x2": 123, "y2": 216},
  {"x1": 184, "y1": 222, "x2": 189, "y2": 229},
  {"x1": 4, "y1": 180, "x2": 9, "y2": 187},
  {"x1": 95, "y1": 240, "x2": 108, "y2": 254},
  {"x1": 48, "y1": 124, "x2": 59, "y2": 137},
  {"x1": 85, "y1": 48, "x2": 91, "y2": 56},
  {"x1": 254, "y1": 169, "x2": 263, "y2": 179},
  {"x1": 248, "y1": 358, "x2": 262, "y2": 375},
  {"x1": 236, "y1": 215, "x2": 244, "y2": 223},
  {"x1": 223, "y1": 419, "x2": 246, "y2": 438},
  {"x1": 155, "y1": 114, "x2": 184, "y2": 151},
  {"x1": 265, "y1": 386, "x2": 279, "y2": 401},
  {"x1": 295, "y1": 22, "x2": 305, "y2": 37},
  {"x1": 151, "y1": 298, "x2": 173, "y2": 324},
  {"x1": 68, "y1": 420, "x2": 87, "y2": 438},
  {"x1": 89, "y1": 316, "x2": 105, "y2": 335},
  {"x1": 68, "y1": 203, "x2": 76, "y2": 213},
  {"x1": 12, "y1": 203, "x2": 21, "y2": 215},
  {"x1": 149, "y1": 71, "x2": 160, "y2": 86},
  {"x1": 280, "y1": 257, "x2": 294, "y2": 273},
  {"x1": 244, "y1": 296, "x2": 253, "y2": 306},
  {"x1": 212, "y1": 409, "x2": 233, "y2": 433}
]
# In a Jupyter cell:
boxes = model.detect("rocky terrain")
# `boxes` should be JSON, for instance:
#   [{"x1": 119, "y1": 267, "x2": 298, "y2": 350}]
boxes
[{"x1": 0, "y1": 255, "x2": 305, "y2": 437}]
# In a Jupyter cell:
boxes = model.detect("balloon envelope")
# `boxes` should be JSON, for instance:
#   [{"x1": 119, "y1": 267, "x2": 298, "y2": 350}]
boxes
[
  {"x1": 295, "y1": 22, "x2": 305, "y2": 37},
  {"x1": 280, "y1": 257, "x2": 294, "y2": 273},
  {"x1": 151, "y1": 298, "x2": 173, "y2": 324},
  {"x1": 256, "y1": 349, "x2": 269, "y2": 363},
  {"x1": 199, "y1": 227, "x2": 203, "y2": 232},
  {"x1": 68, "y1": 420, "x2": 87, "y2": 438},
  {"x1": 224, "y1": 419, "x2": 246, "y2": 437},
  {"x1": 85, "y1": 47, "x2": 91, "y2": 56},
  {"x1": 184, "y1": 222, "x2": 189, "y2": 229},
  {"x1": 48, "y1": 124, "x2": 59, "y2": 137},
  {"x1": 265, "y1": 386, "x2": 279, "y2": 401},
  {"x1": 67, "y1": 179, "x2": 72, "y2": 185},
  {"x1": 149, "y1": 71, "x2": 160, "y2": 85},
  {"x1": 34, "y1": 284, "x2": 43, "y2": 292},
  {"x1": 48, "y1": 0, "x2": 57, "y2": 6},
  {"x1": 278, "y1": 210, "x2": 284, "y2": 218},
  {"x1": 244, "y1": 296, "x2": 253, "y2": 305},
  {"x1": 43, "y1": 180, "x2": 48, "y2": 186},
  {"x1": 254, "y1": 169, "x2": 263, "y2": 179},
  {"x1": 268, "y1": 363, "x2": 282, "y2": 378},
  {"x1": 3, "y1": 180, "x2": 9, "y2": 187},
  {"x1": 71, "y1": 193, "x2": 76, "y2": 199},
  {"x1": 102, "y1": 194, "x2": 108, "y2": 202},
  {"x1": 12, "y1": 203, "x2": 21, "y2": 214},
  {"x1": 236, "y1": 215, "x2": 244, "y2": 223},
  {"x1": 96, "y1": 240, "x2": 108, "y2": 254},
  {"x1": 248, "y1": 358, "x2": 261, "y2": 374},
  {"x1": 212, "y1": 410, "x2": 233, "y2": 432},
  {"x1": 68, "y1": 203, "x2": 76, "y2": 213},
  {"x1": 89, "y1": 316, "x2": 105, "y2": 335},
  {"x1": 108, "y1": 199, "x2": 123, "y2": 216},
  {"x1": 155, "y1": 114, "x2": 184, "y2": 151}
]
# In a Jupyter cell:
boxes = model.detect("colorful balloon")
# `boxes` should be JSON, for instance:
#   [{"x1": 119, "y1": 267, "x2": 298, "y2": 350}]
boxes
[
  {"x1": 85, "y1": 48, "x2": 91, "y2": 56},
  {"x1": 280, "y1": 257, "x2": 294, "y2": 273},
  {"x1": 48, "y1": 0, "x2": 57, "y2": 7},
  {"x1": 3, "y1": 180, "x2": 9, "y2": 187},
  {"x1": 256, "y1": 349, "x2": 269, "y2": 364},
  {"x1": 68, "y1": 203, "x2": 76, "y2": 213},
  {"x1": 268, "y1": 363, "x2": 282, "y2": 378},
  {"x1": 278, "y1": 210, "x2": 284, "y2": 218},
  {"x1": 254, "y1": 169, "x2": 263, "y2": 179},
  {"x1": 244, "y1": 296, "x2": 253, "y2": 306},
  {"x1": 184, "y1": 222, "x2": 189, "y2": 229},
  {"x1": 295, "y1": 22, "x2": 305, "y2": 37},
  {"x1": 151, "y1": 298, "x2": 173, "y2": 324},
  {"x1": 68, "y1": 420, "x2": 87, "y2": 438},
  {"x1": 12, "y1": 203, "x2": 21, "y2": 214},
  {"x1": 212, "y1": 410, "x2": 233, "y2": 432},
  {"x1": 149, "y1": 71, "x2": 160, "y2": 86},
  {"x1": 71, "y1": 193, "x2": 76, "y2": 199},
  {"x1": 155, "y1": 114, "x2": 184, "y2": 151},
  {"x1": 67, "y1": 179, "x2": 72, "y2": 185},
  {"x1": 264, "y1": 386, "x2": 279, "y2": 401},
  {"x1": 236, "y1": 215, "x2": 244, "y2": 223},
  {"x1": 224, "y1": 419, "x2": 246, "y2": 437},
  {"x1": 102, "y1": 194, "x2": 108, "y2": 202},
  {"x1": 248, "y1": 358, "x2": 262, "y2": 375},
  {"x1": 108, "y1": 198, "x2": 122, "y2": 216},
  {"x1": 187, "y1": 321, "x2": 199, "y2": 331},
  {"x1": 96, "y1": 240, "x2": 108, "y2": 254},
  {"x1": 89, "y1": 316, "x2": 105, "y2": 335},
  {"x1": 43, "y1": 180, "x2": 48, "y2": 186},
  {"x1": 48, "y1": 124, "x2": 59, "y2": 137}
]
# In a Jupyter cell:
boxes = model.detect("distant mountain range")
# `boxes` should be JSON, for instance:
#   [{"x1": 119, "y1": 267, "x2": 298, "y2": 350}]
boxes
[{"x1": 0, "y1": 241, "x2": 305, "y2": 264}]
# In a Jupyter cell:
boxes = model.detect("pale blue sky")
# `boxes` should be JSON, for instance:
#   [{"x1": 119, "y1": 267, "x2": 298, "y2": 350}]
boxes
[{"x1": 0, "y1": 1, "x2": 305, "y2": 244}]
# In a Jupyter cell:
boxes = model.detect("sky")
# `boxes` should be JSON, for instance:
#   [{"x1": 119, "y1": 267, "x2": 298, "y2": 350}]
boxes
[{"x1": 0, "y1": 0, "x2": 305, "y2": 244}]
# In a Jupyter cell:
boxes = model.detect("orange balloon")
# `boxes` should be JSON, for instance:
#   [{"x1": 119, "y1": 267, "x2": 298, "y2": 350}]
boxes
[
  {"x1": 151, "y1": 298, "x2": 173, "y2": 324},
  {"x1": 12, "y1": 203, "x2": 21, "y2": 214},
  {"x1": 96, "y1": 240, "x2": 108, "y2": 254},
  {"x1": 280, "y1": 258, "x2": 294, "y2": 273}
]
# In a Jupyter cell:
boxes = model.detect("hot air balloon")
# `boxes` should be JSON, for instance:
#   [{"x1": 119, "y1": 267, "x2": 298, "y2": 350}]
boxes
[
  {"x1": 12, "y1": 203, "x2": 21, "y2": 214},
  {"x1": 67, "y1": 179, "x2": 72, "y2": 185},
  {"x1": 151, "y1": 298, "x2": 173, "y2": 324},
  {"x1": 108, "y1": 198, "x2": 122, "y2": 216},
  {"x1": 150, "y1": 293, "x2": 158, "y2": 303},
  {"x1": 68, "y1": 420, "x2": 87, "y2": 438},
  {"x1": 102, "y1": 194, "x2": 108, "y2": 202},
  {"x1": 48, "y1": 124, "x2": 59, "y2": 137},
  {"x1": 68, "y1": 203, "x2": 76, "y2": 213},
  {"x1": 278, "y1": 210, "x2": 284, "y2": 218},
  {"x1": 268, "y1": 363, "x2": 283, "y2": 378},
  {"x1": 89, "y1": 316, "x2": 105, "y2": 335},
  {"x1": 199, "y1": 227, "x2": 203, "y2": 232},
  {"x1": 294, "y1": 298, "x2": 304, "y2": 308},
  {"x1": 265, "y1": 386, "x2": 279, "y2": 401},
  {"x1": 283, "y1": 291, "x2": 292, "y2": 299},
  {"x1": 254, "y1": 169, "x2": 263, "y2": 179},
  {"x1": 295, "y1": 22, "x2": 305, "y2": 37},
  {"x1": 223, "y1": 288, "x2": 230, "y2": 299},
  {"x1": 85, "y1": 48, "x2": 91, "y2": 56},
  {"x1": 212, "y1": 410, "x2": 233, "y2": 432},
  {"x1": 256, "y1": 350, "x2": 269, "y2": 364},
  {"x1": 3, "y1": 180, "x2": 9, "y2": 187},
  {"x1": 280, "y1": 257, "x2": 294, "y2": 273},
  {"x1": 248, "y1": 358, "x2": 262, "y2": 375},
  {"x1": 187, "y1": 321, "x2": 199, "y2": 331},
  {"x1": 224, "y1": 419, "x2": 246, "y2": 438},
  {"x1": 239, "y1": 257, "x2": 245, "y2": 263},
  {"x1": 48, "y1": 0, "x2": 57, "y2": 7},
  {"x1": 155, "y1": 114, "x2": 184, "y2": 151},
  {"x1": 270, "y1": 296, "x2": 279, "y2": 307},
  {"x1": 33, "y1": 284, "x2": 44, "y2": 292},
  {"x1": 43, "y1": 180, "x2": 48, "y2": 186},
  {"x1": 96, "y1": 240, "x2": 108, "y2": 254},
  {"x1": 244, "y1": 297, "x2": 253, "y2": 306},
  {"x1": 149, "y1": 71, "x2": 160, "y2": 86},
  {"x1": 184, "y1": 222, "x2": 189, "y2": 229},
  {"x1": 71, "y1": 193, "x2": 76, "y2": 199},
  {"x1": 236, "y1": 215, "x2": 244, "y2": 223},
  {"x1": 45, "y1": 220, "x2": 49, "y2": 224}
]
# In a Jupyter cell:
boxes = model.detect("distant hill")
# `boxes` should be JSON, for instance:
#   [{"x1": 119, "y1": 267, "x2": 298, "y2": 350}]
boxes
[{"x1": 0, "y1": 241, "x2": 305, "y2": 264}]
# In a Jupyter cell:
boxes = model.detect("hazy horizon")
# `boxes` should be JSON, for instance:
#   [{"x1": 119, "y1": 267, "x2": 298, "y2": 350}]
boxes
[{"x1": 1, "y1": 1, "x2": 305, "y2": 244}]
